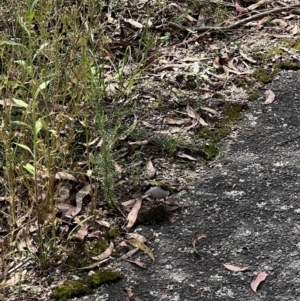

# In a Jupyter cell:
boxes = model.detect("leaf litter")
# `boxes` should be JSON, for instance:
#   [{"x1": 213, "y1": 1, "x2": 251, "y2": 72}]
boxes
[{"x1": 1, "y1": 0, "x2": 300, "y2": 299}]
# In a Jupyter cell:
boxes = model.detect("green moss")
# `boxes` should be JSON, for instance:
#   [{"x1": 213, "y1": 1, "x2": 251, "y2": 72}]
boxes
[
  {"x1": 282, "y1": 38, "x2": 300, "y2": 50},
  {"x1": 266, "y1": 47, "x2": 283, "y2": 58},
  {"x1": 66, "y1": 239, "x2": 109, "y2": 268},
  {"x1": 248, "y1": 91, "x2": 259, "y2": 101},
  {"x1": 104, "y1": 229, "x2": 120, "y2": 240},
  {"x1": 88, "y1": 269, "x2": 123, "y2": 288},
  {"x1": 276, "y1": 61, "x2": 300, "y2": 71},
  {"x1": 236, "y1": 79, "x2": 254, "y2": 90},
  {"x1": 137, "y1": 204, "x2": 168, "y2": 225},
  {"x1": 213, "y1": 92, "x2": 225, "y2": 99},
  {"x1": 185, "y1": 177, "x2": 193, "y2": 184},
  {"x1": 201, "y1": 143, "x2": 220, "y2": 160},
  {"x1": 292, "y1": 43, "x2": 300, "y2": 50},
  {"x1": 52, "y1": 280, "x2": 89, "y2": 301},
  {"x1": 150, "y1": 135, "x2": 181, "y2": 155},
  {"x1": 195, "y1": 103, "x2": 244, "y2": 160},
  {"x1": 253, "y1": 67, "x2": 279, "y2": 84},
  {"x1": 52, "y1": 269, "x2": 123, "y2": 301}
]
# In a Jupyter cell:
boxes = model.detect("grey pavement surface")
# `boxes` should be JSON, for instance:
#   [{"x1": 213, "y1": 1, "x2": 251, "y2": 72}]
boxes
[{"x1": 71, "y1": 70, "x2": 300, "y2": 301}]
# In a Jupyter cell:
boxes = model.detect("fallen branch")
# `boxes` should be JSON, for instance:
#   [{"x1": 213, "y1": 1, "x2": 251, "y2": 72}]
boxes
[{"x1": 167, "y1": 4, "x2": 300, "y2": 33}]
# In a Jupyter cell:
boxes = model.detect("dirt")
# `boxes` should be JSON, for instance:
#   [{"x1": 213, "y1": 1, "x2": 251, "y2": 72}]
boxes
[{"x1": 70, "y1": 70, "x2": 300, "y2": 301}]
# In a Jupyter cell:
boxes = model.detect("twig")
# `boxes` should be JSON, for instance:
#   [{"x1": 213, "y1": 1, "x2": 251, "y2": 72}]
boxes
[{"x1": 167, "y1": 4, "x2": 300, "y2": 33}]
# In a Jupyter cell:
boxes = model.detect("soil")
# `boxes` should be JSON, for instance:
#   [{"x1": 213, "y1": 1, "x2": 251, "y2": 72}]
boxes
[{"x1": 70, "y1": 70, "x2": 300, "y2": 301}]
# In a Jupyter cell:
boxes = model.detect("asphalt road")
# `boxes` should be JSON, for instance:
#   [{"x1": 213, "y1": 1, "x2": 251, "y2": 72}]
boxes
[{"x1": 72, "y1": 70, "x2": 300, "y2": 301}]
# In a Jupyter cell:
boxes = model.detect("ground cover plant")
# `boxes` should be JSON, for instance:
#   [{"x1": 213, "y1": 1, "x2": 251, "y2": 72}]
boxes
[{"x1": 0, "y1": 0, "x2": 300, "y2": 300}]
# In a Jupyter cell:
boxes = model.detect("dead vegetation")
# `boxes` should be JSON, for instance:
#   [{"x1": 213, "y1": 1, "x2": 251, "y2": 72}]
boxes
[{"x1": 0, "y1": 0, "x2": 300, "y2": 300}]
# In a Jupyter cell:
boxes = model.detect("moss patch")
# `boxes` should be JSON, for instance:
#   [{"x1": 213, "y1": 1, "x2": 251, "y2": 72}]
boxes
[
  {"x1": 196, "y1": 103, "x2": 244, "y2": 142},
  {"x1": 253, "y1": 67, "x2": 279, "y2": 84},
  {"x1": 66, "y1": 239, "x2": 109, "y2": 269},
  {"x1": 52, "y1": 269, "x2": 123, "y2": 301},
  {"x1": 248, "y1": 91, "x2": 259, "y2": 101}
]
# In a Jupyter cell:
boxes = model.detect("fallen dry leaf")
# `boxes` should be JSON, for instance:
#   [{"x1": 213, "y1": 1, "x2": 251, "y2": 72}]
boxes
[
  {"x1": 125, "y1": 287, "x2": 134, "y2": 298},
  {"x1": 186, "y1": 105, "x2": 207, "y2": 126},
  {"x1": 1, "y1": 270, "x2": 27, "y2": 288},
  {"x1": 165, "y1": 117, "x2": 191, "y2": 126},
  {"x1": 124, "y1": 18, "x2": 143, "y2": 29},
  {"x1": 264, "y1": 89, "x2": 275, "y2": 104},
  {"x1": 73, "y1": 223, "x2": 89, "y2": 240},
  {"x1": 251, "y1": 272, "x2": 268, "y2": 292},
  {"x1": 126, "y1": 197, "x2": 142, "y2": 229},
  {"x1": 240, "y1": 52, "x2": 257, "y2": 64},
  {"x1": 177, "y1": 153, "x2": 197, "y2": 161},
  {"x1": 124, "y1": 259, "x2": 147, "y2": 269},
  {"x1": 0, "y1": 98, "x2": 23, "y2": 107},
  {"x1": 128, "y1": 238, "x2": 155, "y2": 261},
  {"x1": 248, "y1": 0, "x2": 271, "y2": 10},
  {"x1": 55, "y1": 171, "x2": 78, "y2": 182},
  {"x1": 120, "y1": 247, "x2": 139, "y2": 260},
  {"x1": 192, "y1": 232, "x2": 206, "y2": 253},
  {"x1": 92, "y1": 241, "x2": 114, "y2": 261},
  {"x1": 201, "y1": 107, "x2": 218, "y2": 115},
  {"x1": 158, "y1": 293, "x2": 169, "y2": 300},
  {"x1": 223, "y1": 264, "x2": 250, "y2": 272},
  {"x1": 235, "y1": 2, "x2": 248, "y2": 13},
  {"x1": 200, "y1": 286, "x2": 211, "y2": 293},
  {"x1": 146, "y1": 159, "x2": 156, "y2": 178},
  {"x1": 126, "y1": 233, "x2": 147, "y2": 243}
]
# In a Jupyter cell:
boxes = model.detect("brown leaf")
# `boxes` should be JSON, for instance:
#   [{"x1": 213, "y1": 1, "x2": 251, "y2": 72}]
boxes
[
  {"x1": 0, "y1": 98, "x2": 23, "y2": 107},
  {"x1": 177, "y1": 153, "x2": 197, "y2": 161},
  {"x1": 248, "y1": 0, "x2": 271, "y2": 10},
  {"x1": 292, "y1": 24, "x2": 299, "y2": 35},
  {"x1": 55, "y1": 171, "x2": 78, "y2": 182},
  {"x1": 264, "y1": 89, "x2": 275, "y2": 104},
  {"x1": 128, "y1": 238, "x2": 155, "y2": 261},
  {"x1": 120, "y1": 247, "x2": 139, "y2": 260},
  {"x1": 201, "y1": 107, "x2": 218, "y2": 115},
  {"x1": 158, "y1": 293, "x2": 169, "y2": 300},
  {"x1": 56, "y1": 203, "x2": 76, "y2": 216},
  {"x1": 223, "y1": 264, "x2": 250, "y2": 272},
  {"x1": 126, "y1": 197, "x2": 143, "y2": 229},
  {"x1": 192, "y1": 232, "x2": 206, "y2": 252},
  {"x1": 165, "y1": 117, "x2": 191, "y2": 126},
  {"x1": 251, "y1": 272, "x2": 268, "y2": 292},
  {"x1": 271, "y1": 19, "x2": 288, "y2": 27},
  {"x1": 126, "y1": 233, "x2": 147, "y2": 243},
  {"x1": 235, "y1": 2, "x2": 248, "y2": 13},
  {"x1": 186, "y1": 105, "x2": 207, "y2": 126},
  {"x1": 92, "y1": 241, "x2": 114, "y2": 261},
  {"x1": 124, "y1": 18, "x2": 143, "y2": 29},
  {"x1": 257, "y1": 16, "x2": 270, "y2": 27},
  {"x1": 146, "y1": 159, "x2": 156, "y2": 178},
  {"x1": 240, "y1": 52, "x2": 257, "y2": 64},
  {"x1": 1, "y1": 271, "x2": 27, "y2": 288},
  {"x1": 124, "y1": 259, "x2": 147, "y2": 269},
  {"x1": 125, "y1": 287, "x2": 134, "y2": 298},
  {"x1": 73, "y1": 223, "x2": 89, "y2": 240},
  {"x1": 154, "y1": 63, "x2": 189, "y2": 73}
]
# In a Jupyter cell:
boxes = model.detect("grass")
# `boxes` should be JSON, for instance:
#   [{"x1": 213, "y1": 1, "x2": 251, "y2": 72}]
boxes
[{"x1": 0, "y1": 0, "x2": 249, "y2": 299}]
